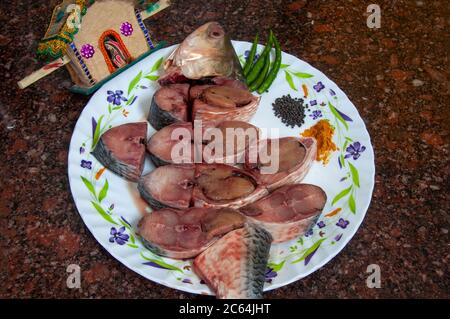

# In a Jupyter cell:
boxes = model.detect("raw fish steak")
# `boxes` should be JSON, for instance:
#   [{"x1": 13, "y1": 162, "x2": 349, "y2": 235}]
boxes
[
  {"x1": 245, "y1": 137, "x2": 317, "y2": 190},
  {"x1": 137, "y1": 207, "x2": 245, "y2": 259},
  {"x1": 92, "y1": 122, "x2": 147, "y2": 182},
  {"x1": 240, "y1": 184, "x2": 327, "y2": 243}
]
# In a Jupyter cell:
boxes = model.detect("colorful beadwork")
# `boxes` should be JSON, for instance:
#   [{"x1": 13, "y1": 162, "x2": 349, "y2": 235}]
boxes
[
  {"x1": 120, "y1": 22, "x2": 134, "y2": 37},
  {"x1": 70, "y1": 43, "x2": 95, "y2": 85},
  {"x1": 80, "y1": 44, "x2": 95, "y2": 59},
  {"x1": 37, "y1": 0, "x2": 88, "y2": 61},
  {"x1": 135, "y1": 9, "x2": 154, "y2": 49}
]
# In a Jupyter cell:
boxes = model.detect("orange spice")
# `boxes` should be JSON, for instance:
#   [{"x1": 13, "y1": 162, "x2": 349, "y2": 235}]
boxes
[{"x1": 301, "y1": 119, "x2": 337, "y2": 164}]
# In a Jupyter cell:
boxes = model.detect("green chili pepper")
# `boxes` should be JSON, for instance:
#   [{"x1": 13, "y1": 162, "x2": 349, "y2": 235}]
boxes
[
  {"x1": 249, "y1": 53, "x2": 271, "y2": 92},
  {"x1": 243, "y1": 34, "x2": 259, "y2": 76},
  {"x1": 257, "y1": 33, "x2": 281, "y2": 94},
  {"x1": 245, "y1": 30, "x2": 274, "y2": 84}
]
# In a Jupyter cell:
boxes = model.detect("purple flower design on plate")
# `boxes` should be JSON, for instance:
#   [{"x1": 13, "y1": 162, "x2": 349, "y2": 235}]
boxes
[
  {"x1": 80, "y1": 44, "x2": 95, "y2": 59},
  {"x1": 317, "y1": 221, "x2": 326, "y2": 228},
  {"x1": 244, "y1": 50, "x2": 260, "y2": 64},
  {"x1": 265, "y1": 268, "x2": 277, "y2": 283},
  {"x1": 80, "y1": 160, "x2": 92, "y2": 169},
  {"x1": 336, "y1": 218, "x2": 349, "y2": 229},
  {"x1": 334, "y1": 233, "x2": 343, "y2": 242},
  {"x1": 310, "y1": 100, "x2": 317, "y2": 106},
  {"x1": 107, "y1": 90, "x2": 128, "y2": 106},
  {"x1": 109, "y1": 226, "x2": 129, "y2": 245},
  {"x1": 345, "y1": 141, "x2": 366, "y2": 160},
  {"x1": 310, "y1": 110, "x2": 322, "y2": 120},
  {"x1": 313, "y1": 81, "x2": 325, "y2": 92},
  {"x1": 330, "y1": 89, "x2": 336, "y2": 96},
  {"x1": 120, "y1": 22, "x2": 134, "y2": 37},
  {"x1": 79, "y1": 146, "x2": 85, "y2": 154},
  {"x1": 182, "y1": 278, "x2": 193, "y2": 284}
]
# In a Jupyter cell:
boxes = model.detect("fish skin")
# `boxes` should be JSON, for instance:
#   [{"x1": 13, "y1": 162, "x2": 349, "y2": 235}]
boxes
[
  {"x1": 148, "y1": 84, "x2": 190, "y2": 131},
  {"x1": 245, "y1": 137, "x2": 317, "y2": 191},
  {"x1": 193, "y1": 224, "x2": 272, "y2": 299},
  {"x1": 138, "y1": 164, "x2": 195, "y2": 210},
  {"x1": 92, "y1": 122, "x2": 147, "y2": 182},
  {"x1": 149, "y1": 95, "x2": 182, "y2": 130},
  {"x1": 162, "y1": 22, "x2": 244, "y2": 83}
]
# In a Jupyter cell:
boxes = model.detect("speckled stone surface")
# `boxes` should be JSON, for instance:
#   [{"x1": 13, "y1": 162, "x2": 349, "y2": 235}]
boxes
[{"x1": 0, "y1": 0, "x2": 448, "y2": 299}]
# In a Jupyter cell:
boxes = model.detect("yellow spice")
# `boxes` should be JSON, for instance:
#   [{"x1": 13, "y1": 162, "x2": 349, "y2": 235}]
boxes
[{"x1": 301, "y1": 119, "x2": 338, "y2": 164}]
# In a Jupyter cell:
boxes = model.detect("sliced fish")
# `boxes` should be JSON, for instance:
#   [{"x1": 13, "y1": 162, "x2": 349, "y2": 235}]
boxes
[
  {"x1": 138, "y1": 163, "x2": 268, "y2": 210},
  {"x1": 202, "y1": 121, "x2": 260, "y2": 164},
  {"x1": 193, "y1": 164, "x2": 268, "y2": 210},
  {"x1": 146, "y1": 120, "x2": 259, "y2": 166},
  {"x1": 138, "y1": 164, "x2": 195, "y2": 210},
  {"x1": 193, "y1": 224, "x2": 272, "y2": 299},
  {"x1": 240, "y1": 184, "x2": 327, "y2": 243},
  {"x1": 92, "y1": 122, "x2": 147, "y2": 182},
  {"x1": 192, "y1": 91, "x2": 260, "y2": 125},
  {"x1": 147, "y1": 122, "x2": 197, "y2": 166},
  {"x1": 148, "y1": 84, "x2": 190, "y2": 130},
  {"x1": 137, "y1": 207, "x2": 245, "y2": 259},
  {"x1": 245, "y1": 137, "x2": 317, "y2": 190}
]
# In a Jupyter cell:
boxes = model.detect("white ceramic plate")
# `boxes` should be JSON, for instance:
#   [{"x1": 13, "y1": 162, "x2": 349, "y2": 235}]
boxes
[{"x1": 68, "y1": 41, "x2": 375, "y2": 295}]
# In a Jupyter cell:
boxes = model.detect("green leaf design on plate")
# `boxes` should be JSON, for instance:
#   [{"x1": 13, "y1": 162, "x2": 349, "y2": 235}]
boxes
[
  {"x1": 98, "y1": 179, "x2": 109, "y2": 203},
  {"x1": 349, "y1": 193, "x2": 356, "y2": 214},
  {"x1": 141, "y1": 253, "x2": 183, "y2": 273},
  {"x1": 119, "y1": 219, "x2": 131, "y2": 230},
  {"x1": 280, "y1": 64, "x2": 290, "y2": 69},
  {"x1": 285, "y1": 70, "x2": 297, "y2": 91},
  {"x1": 331, "y1": 186, "x2": 352, "y2": 205},
  {"x1": 81, "y1": 176, "x2": 96, "y2": 199},
  {"x1": 292, "y1": 238, "x2": 326, "y2": 264},
  {"x1": 340, "y1": 154, "x2": 346, "y2": 168},
  {"x1": 126, "y1": 95, "x2": 135, "y2": 106},
  {"x1": 128, "y1": 71, "x2": 142, "y2": 95},
  {"x1": 297, "y1": 237, "x2": 304, "y2": 245},
  {"x1": 145, "y1": 75, "x2": 159, "y2": 81},
  {"x1": 91, "y1": 201, "x2": 118, "y2": 225},
  {"x1": 127, "y1": 243, "x2": 139, "y2": 248},
  {"x1": 292, "y1": 72, "x2": 314, "y2": 78},
  {"x1": 92, "y1": 115, "x2": 104, "y2": 148},
  {"x1": 129, "y1": 233, "x2": 135, "y2": 244},
  {"x1": 267, "y1": 260, "x2": 285, "y2": 272},
  {"x1": 348, "y1": 162, "x2": 360, "y2": 188},
  {"x1": 108, "y1": 104, "x2": 112, "y2": 114},
  {"x1": 150, "y1": 57, "x2": 163, "y2": 73},
  {"x1": 329, "y1": 102, "x2": 349, "y2": 130}
]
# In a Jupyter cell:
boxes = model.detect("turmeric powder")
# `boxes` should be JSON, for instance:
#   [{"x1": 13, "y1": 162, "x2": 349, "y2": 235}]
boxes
[{"x1": 301, "y1": 119, "x2": 337, "y2": 164}]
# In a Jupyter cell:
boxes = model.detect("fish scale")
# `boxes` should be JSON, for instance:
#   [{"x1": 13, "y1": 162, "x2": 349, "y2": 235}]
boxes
[{"x1": 193, "y1": 224, "x2": 272, "y2": 299}]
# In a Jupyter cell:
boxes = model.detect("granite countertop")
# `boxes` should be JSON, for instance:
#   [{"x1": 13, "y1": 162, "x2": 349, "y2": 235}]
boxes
[{"x1": 0, "y1": 0, "x2": 448, "y2": 298}]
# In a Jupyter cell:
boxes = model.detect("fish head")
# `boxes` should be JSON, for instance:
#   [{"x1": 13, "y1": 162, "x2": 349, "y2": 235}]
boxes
[{"x1": 166, "y1": 22, "x2": 244, "y2": 81}]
